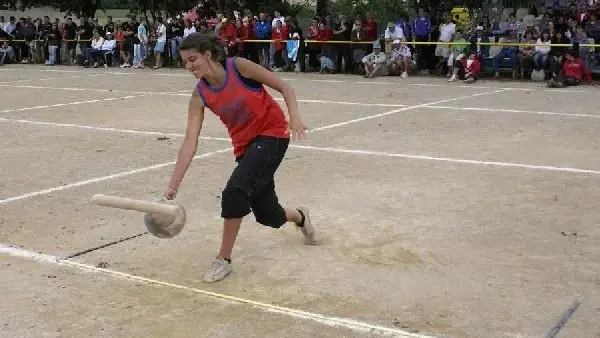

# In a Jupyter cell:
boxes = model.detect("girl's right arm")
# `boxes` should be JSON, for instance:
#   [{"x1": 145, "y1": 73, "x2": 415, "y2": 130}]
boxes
[{"x1": 165, "y1": 89, "x2": 205, "y2": 199}]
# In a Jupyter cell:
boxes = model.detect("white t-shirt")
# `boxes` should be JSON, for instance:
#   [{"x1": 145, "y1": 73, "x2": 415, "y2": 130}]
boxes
[
  {"x1": 156, "y1": 24, "x2": 166, "y2": 42},
  {"x1": 183, "y1": 26, "x2": 196, "y2": 38},
  {"x1": 438, "y1": 22, "x2": 456, "y2": 42},
  {"x1": 384, "y1": 27, "x2": 404, "y2": 40}
]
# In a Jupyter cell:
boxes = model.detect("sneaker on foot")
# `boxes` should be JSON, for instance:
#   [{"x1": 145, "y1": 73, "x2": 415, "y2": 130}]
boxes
[
  {"x1": 296, "y1": 207, "x2": 317, "y2": 245},
  {"x1": 203, "y1": 257, "x2": 232, "y2": 283}
]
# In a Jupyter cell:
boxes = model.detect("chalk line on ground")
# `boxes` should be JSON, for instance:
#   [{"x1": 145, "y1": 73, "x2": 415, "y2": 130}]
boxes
[
  {"x1": 310, "y1": 89, "x2": 509, "y2": 132},
  {"x1": 291, "y1": 145, "x2": 600, "y2": 175},
  {"x1": 0, "y1": 95, "x2": 143, "y2": 113},
  {"x1": 3, "y1": 115, "x2": 599, "y2": 177},
  {"x1": 427, "y1": 105, "x2": 600, "y2": 119},
  {"x1": 1, "y1": 66, "x2": 594, "y2": 93},
  {"x1": 0, "y1": 147, "x2": 232, "y2": 205},
  {"x1": 0, "y1": 243, "x2": 435, "y2": 338},
  {"x1": 0, "y1": 83, "x2": 408, "y2": 107}
]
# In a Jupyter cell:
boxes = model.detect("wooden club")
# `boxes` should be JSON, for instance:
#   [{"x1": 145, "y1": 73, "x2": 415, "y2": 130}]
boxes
[{"x1": 90, "y1": 194, "x2": 186, "y2": 238}]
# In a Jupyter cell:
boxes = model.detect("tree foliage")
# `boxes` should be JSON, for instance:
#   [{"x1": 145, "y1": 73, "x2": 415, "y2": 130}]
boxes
[
  {"x1": 0, "y1": 0, "x2": 312, "y2": 19},
  {"x1": 327, "y1": 0, "x2": 411, "y2": 25}
]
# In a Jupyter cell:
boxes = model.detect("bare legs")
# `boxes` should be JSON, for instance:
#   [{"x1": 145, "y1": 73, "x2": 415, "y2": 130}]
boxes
[{"x1": 218, "y1": 207, "x2": 303, "y2": 260}]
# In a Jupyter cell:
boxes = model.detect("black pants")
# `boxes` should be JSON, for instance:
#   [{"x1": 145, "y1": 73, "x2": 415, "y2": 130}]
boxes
[{"x1": 221, "y1": 136, "x2": 290, "y2": 228}]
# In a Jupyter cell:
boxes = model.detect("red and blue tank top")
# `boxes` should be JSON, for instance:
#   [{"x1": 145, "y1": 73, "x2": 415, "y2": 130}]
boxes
[{"x1": 196, "y1": 57, "x2": 289, "y2": 158}]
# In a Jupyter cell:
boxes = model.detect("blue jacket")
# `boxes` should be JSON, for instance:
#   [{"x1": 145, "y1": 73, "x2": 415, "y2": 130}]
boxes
[
  {"x1": 254, "y1": 20, "x2": 272, "y2": 39},
  {"x1": 412, "y1": 16, "x2": 431, "y2": 37}
]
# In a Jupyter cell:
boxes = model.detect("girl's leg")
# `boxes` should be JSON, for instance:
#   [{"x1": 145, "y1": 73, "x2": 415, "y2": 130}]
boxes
[{"x1": 204, "y1": 137, "x2": 315, "y2": 283}]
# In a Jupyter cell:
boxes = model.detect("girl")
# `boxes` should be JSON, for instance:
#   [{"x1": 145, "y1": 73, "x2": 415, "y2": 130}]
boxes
[
  {"x1": 533, "y1": 30, "x2": 551, "y2": 71},
  {"x1": 164, "y1": 33, "x2": 316, "y2": 283}
]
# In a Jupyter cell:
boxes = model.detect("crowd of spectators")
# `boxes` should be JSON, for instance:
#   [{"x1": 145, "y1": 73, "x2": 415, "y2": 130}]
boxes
[{"x1": 0, "y1": 4, "x2": 597, "y2": 87}]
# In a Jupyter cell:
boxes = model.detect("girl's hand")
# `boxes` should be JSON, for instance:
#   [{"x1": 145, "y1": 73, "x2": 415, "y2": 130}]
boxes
[
  {"x1": 163, "y1": 186, "x2": 178, "y2": 200},
  {"x1": 289, "y1": 117, "x2": 307, "y2": 141}
]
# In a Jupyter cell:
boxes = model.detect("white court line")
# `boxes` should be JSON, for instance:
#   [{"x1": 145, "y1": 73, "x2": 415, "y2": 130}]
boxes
[
  {"x1": 0, "y1": 83, "x2": 408, "y2": 107},
  {"x1": 0, "y1": 95, "x2": 142, "y2": 113},
  {"x1": 0, "y1": 244, "x2": 433, "y2": 338},
  {"x1": 4, "y1": 117, "x2": 598, "y2": 177},
  {"x1": 1, "y1": 67, "x2": 595, "y2": 93},
  {"x1": 0, "y1": 73, "x2": 108, "y2": 84},
  {"x1": 0, "y1": 68, "x2": 85, "y2": 73},
  {"x1": 291, "y1": 145, "x2": 600, "y2": 175},
  {"x1": 278, "y1": 77, "x2": 598, "y2": 93},
  {"x1": 428, "y1": 105, "x2": 600, "y2": 119},
  {"x1": 310, "y1": 89, "x2": 509, "y2": 132},
  {"x1": 0, "y1": 148, "x2": 232, "y2": 205},
  {"x1": 0, "y1": 83, "x2": 186, "y2": 96}
]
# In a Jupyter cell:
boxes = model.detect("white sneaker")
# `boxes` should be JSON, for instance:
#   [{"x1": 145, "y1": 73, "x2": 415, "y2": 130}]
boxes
[
  {"x1": 203, "y1": 257, "x2": 232, "y2": 283},
  {"x1": 296, "y1": 207, "x2": 317, "y2": 245},
  {"x1": 448, "y1": 75, "x2": 457, "y2": 82},
  {"x1": 401, "y1": 71, "x2": 408, "y2": 78}
]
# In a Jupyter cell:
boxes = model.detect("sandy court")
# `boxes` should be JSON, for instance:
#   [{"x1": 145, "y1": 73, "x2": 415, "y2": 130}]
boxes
[{"x1": 1, "y1": 65, "x2": 599, "y2": 338}]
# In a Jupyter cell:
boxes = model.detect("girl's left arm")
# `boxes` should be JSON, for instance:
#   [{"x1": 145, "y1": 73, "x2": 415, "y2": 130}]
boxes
[{"x1": 234, "y1": 57, "x2": 307, "y2": 139}]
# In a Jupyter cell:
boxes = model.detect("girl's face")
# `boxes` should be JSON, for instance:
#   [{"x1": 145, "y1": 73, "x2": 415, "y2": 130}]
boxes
[
  {"x1": 543, "y1": 32, "x2": 549, "y2": 39},
  {"x1": 319, "y1": 22, "x2": 325, "y2": 30},
  {"x1": 181, "y1": 49, "x2": 213, "y2": 79}
]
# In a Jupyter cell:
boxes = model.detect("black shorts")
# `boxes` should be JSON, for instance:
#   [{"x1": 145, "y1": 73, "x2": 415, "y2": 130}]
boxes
[{"x1": 221, "y1": 136, "x2": 290, "y2": 228}]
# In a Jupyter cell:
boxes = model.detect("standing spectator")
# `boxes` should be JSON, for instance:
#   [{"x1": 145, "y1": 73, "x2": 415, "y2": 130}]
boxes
[
  {"x1": 332, "y1": 14, "x2": 352, "y2": 73},
  {"x1": 120, "y1": 16, "x2": 136, "y2": 67},
  {"x1": 3, "y1": 16, "x2": 16, "y2": 36},
  {"x1": 363, "y1": 13, "x2": 377, "y2": 55},
  {"x1": 44, "y1": 21, "x2": 61, "y2": 65},
  {"x1": 384, "y1": 22, "x2": 405, "y2": 53},
  {"x1": 237, "y1": 16, "x2": 253, "y2": 60},
  {"x1": 306, "y1": 17, "x2": 321, "y2": 71},
  {"x1": 104, "y1": 16, "x2": 115, "y2": 34},
  {"x1": 270, "y1": 20, "x2": 287, "y2": 71},
  {"x1": 77, "y1": 16, "x2": 93, "y2": 51},
  {"x1": 183, "y1": 19, "x2": 196, "y2": 38},
  {"x1": 133, "y1": 19, "x2": 148, "y2": 69},
  {"x1": 435, "y1": 12, "x2": 456, "y2": 75},
  {"x1": 153, "y1": 17, "x2": 167, "y2": 69},
  {"x1": 286, "y1": 18, "x2": 304, "y2": 72},
  {"x1": 168, "y1": 18, "x2": 184, "y2": 66},
  {"x1": 253, "y1": 12, "x2": 272, "y2": 68},
  {"x1": 412, "y1": 7, "x2": 432, "y2": 73},
  {"x1": 219, "y1": 17, "x2": 237, "y2": 57},
  {"x1": 64, "y1": 17, "x2": 78, "y2": 65}
]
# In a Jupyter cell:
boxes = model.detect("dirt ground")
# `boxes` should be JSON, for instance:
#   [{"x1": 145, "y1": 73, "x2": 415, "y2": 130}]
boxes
[{"x1": 1, "y1": 65, "x2": 599, "y2": 338}]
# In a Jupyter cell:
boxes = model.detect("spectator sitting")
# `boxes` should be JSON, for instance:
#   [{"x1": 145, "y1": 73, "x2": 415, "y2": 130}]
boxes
[
  {"x1": 99, "y1": 32, "x2": 117, "y2": 67},
  {"x1": 533, "y1": 30, "x2": 551, "y2": 72},
  {"x1": 361, "y1": 40, "x2": 387, "y2": 78},
  {"x1": 492, "y1": 27, "x2": 519, "y2": 79},
  {"x1": 0, "y1": 41, "x2": 15, "y2": 65},
  {"x1": 548, "y1": 49, "x2": 593, "y2": 87},
  {"x1": 388, "y1": 39, "x2": 411, "y2": 78},
  {"x1": 83, "y1": 30, "x2": 104, "y2": 67},
  {"x1": 448, "y1": 51, "x2": 481, "y2": 83},
  {"x1": 446, "y1": 29, "x2": 467, "y2": 78},
  {"x1": 518, "y1": 30, "x2": 535, "y2": 79},
  {"x1": 548, "y1": 30, "x2": 570, "y2": 78}
]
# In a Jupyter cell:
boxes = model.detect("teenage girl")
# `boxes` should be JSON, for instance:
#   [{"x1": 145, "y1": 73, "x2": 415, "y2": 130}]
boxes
[{"x1": 163, "y1": 33, "x2": 317, "y2": 283}]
